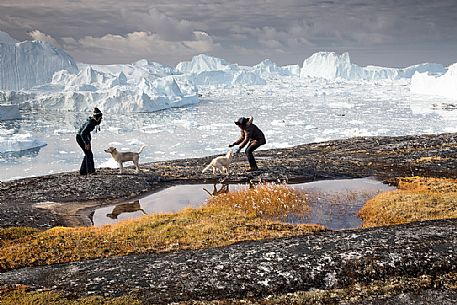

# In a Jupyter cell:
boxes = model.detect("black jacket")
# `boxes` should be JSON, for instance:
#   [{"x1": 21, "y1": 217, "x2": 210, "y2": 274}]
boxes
[
  {"x1": 234, "y1": 118, "x2": 266, "y2": 149},
  {"x1": 77, "y1": 117, "x2": 97, "y2": 145}
]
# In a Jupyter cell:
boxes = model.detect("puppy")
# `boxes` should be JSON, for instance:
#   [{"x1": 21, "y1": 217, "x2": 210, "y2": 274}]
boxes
[
  {"x1": 104, "y1": 145, "x2": 145, "y2": 173},
  {"x1": 202, "y1": 149, "x2": 234, "y2": 175}
]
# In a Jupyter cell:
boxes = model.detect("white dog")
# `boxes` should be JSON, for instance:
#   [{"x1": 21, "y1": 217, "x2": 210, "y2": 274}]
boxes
[
  {"x1": 104, "y1": 145, "x2": 145, "y2": 174},
  {"x1": 202, "y1": 149, "x2": 234, "y2": 175}
]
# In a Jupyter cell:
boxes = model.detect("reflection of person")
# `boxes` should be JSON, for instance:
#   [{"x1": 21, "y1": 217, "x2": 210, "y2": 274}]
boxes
[
  {"x1": 229, "y1": 116, "x2": 266, "y2": 172},
  {"x1": 76, "y1": 108, "x2": 103, "y2": 175}
]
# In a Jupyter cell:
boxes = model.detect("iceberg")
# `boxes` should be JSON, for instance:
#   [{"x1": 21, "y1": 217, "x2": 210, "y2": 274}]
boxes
[
  {"x1": 0, "y1": 32, "x2": 78, "y2": 90},
  {"x1": 398, "y1": 63, "x2": 445, "y2": 78},
  {"x1": 254, "y1": 59, "x2": 300, "y2": 77},
  {"x1": 176, "y1": 54, "x2": 238, "y2": 74},
  {"x1": 300, "y1": 52, "x2": 445, "y2": 81},
  {"x1": 300, "y1": 52, "x2": 396, "y2": 80},
  {"x1": 177, "y1": 54, "x2": 266, "y2": 86},
  {"x1": 0, "y1": 31, "x2": 18, "y2": 44},
  {"x1": 410, "y1": 63, "x2": 457, "y2": 99},
  {"x1": 90, "y1": 59, "x2": 179, "y2": 83},
  {"x1": 186, "y1": 69, "x2": 266, "y2": 86},
  {"x1": 0, "y1": 133, "x2": 47, "y2": 153},
  {"x1": 28, "y1": 70, "x2": 199, "y2": 113},
  {"x1": 0, "y1": 30, "x2": 452, "y2": 115},
  {"x1": 0, "y1": 104, "x2": 21, "y2": 120},
  {"x1": 0, "y1": 32, "x2": 198, "y2": 113}
]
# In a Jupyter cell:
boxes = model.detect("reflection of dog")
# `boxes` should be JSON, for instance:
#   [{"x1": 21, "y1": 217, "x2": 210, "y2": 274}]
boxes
[
  {"x1": 106, "y1": 200, "x2": 146, "y2": 219},
  {"x1": 104, "y1": 145, "x2": 145, "y2": 173},
  {"x1": 203, "y1": 182, "x2": 230, "y2": 196},
  {"x1": 202, "y1": 150, "x2": 234, "y2": 175}
]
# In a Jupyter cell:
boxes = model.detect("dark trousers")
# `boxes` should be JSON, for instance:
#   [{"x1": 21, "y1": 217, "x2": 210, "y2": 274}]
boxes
[
  {"x1": 76, "y1": 135, "x2": 95, "y2": 175},
  {"x1": 245, "y1": 142, "x2": 262, "y2": 169}
]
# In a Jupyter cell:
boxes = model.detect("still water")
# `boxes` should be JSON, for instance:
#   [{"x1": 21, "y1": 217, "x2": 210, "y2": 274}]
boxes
[{"x1": 92, "y1": 177, "x2": 395, "y2": 230}]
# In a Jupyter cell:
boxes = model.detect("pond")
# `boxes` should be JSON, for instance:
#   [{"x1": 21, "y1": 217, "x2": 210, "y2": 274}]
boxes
[{"x1": 92, "y1": 177, "x2": 395, "y2": 230}]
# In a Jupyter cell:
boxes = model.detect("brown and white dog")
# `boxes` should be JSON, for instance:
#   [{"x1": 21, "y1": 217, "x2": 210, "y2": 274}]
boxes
[
  {"x1": 202, "y1": 149, "x2": 234, "y2": 175},
  {"x1": 104, "y1": 145, "x2": 145, "y2": 173}
]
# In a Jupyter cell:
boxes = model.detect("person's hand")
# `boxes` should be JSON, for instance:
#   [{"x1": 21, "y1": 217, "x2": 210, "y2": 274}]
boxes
[
  {"x1": 235, "y1": 148, "x2": 241, "y2": 154},
  {"x1": 85, "y1": 144, "x2": 91, "y2": 150},
  {"x1": 228, "y1": 143, "x2": 235, "y2": 147}
]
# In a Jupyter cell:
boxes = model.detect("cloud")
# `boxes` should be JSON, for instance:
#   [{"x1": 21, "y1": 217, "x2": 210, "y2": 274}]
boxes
[
  {"x1": 28, "y1": 30, "x2": 61, "y2": 47},
  {"x1": 63, "y1": 30, "x2": 220, "y2": 65},
  {"x1": 0, "y1": 0, "x2": 455, "y2": 66}
]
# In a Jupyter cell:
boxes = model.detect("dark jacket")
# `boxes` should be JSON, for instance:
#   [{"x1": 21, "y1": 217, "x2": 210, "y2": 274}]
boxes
[
  {"x1": 77, "y1": 117, "x2": 97, "y2": 145},
  {"x1": 234, "y1": 117, "x2": 266, "y2": 149}
]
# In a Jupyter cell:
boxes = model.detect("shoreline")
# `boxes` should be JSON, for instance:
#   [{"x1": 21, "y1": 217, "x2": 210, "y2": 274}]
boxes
[{"x1": 1, "y1": 132, "x2": 456, "y2": 228}]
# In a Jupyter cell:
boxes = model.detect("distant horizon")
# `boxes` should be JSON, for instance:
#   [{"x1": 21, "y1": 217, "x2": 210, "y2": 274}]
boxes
[
  {"x1": 1, "y1": 0, "x2": 456, "y2": 68},
  {"x1": 2, "y1": 31, "x2": 454, "y2": 70}
]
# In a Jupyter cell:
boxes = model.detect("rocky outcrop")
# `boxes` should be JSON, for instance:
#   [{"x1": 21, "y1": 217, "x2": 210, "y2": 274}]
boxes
[
  {"x1": 1, "y1": 133, "x2": 457, "y2": 303},
  {"x1": 0, "y1": 219, "x2": 456, "y2": 304}
]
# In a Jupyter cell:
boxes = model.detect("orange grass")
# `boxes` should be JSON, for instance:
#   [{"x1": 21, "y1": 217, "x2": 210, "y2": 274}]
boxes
[
  {"x1": 206, "y1": 183, "x2": 310, "y2": 220},
  {"x1": 0, "y1": 184, "x2": 323, "y2": 272},
  {"x1": 0, "y1": 286, "x2": 142, "y2": 305},
  {"x1": 358, "y1": 177, "x2": 457, "y2": 228},
  {"x1": 0, "y1": 227, "x2": 40, "y2": 247}
]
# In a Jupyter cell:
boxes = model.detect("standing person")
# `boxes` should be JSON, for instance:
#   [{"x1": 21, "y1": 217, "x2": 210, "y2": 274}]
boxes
[
  {"x1": 229, "y1": 116, "x2": 266, "y2": 172},
  {"x1": 76, "y1": 107, "x2": 103, "y2": 175}
]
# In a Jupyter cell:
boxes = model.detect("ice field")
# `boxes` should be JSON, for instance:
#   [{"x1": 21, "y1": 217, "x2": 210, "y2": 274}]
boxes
[{"x1": 1, "y1": 76, "x2": 456, "y2": 181}]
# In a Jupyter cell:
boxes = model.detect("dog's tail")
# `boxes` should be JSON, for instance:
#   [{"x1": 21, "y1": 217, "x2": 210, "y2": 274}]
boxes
[
  {"x1": 202, "y1": 163, "x2": 212, "y2": 173},
  {"x1": 138, "y1": 145, "x2": 146, "y2": 154}
]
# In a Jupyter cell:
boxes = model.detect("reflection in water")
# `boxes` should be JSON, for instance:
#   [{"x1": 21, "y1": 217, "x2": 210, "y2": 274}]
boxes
[
  {"x1": 92, "y1": 183, "x2": 247, "y2": 226},
  {"x1": 203, "y1": 182, "x2": 230, "y2": 196},
  {"x1": 106, "y1": 200, "x2": 146, "y2": 219},
  {"x1": 92, "y1": 178, "x2": 394, "y2": 229}
]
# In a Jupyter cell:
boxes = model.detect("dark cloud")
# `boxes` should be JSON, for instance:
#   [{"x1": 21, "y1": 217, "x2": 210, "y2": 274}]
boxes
[{"x1": 0, "y1": 0, "x2": 456, "y2": 67}]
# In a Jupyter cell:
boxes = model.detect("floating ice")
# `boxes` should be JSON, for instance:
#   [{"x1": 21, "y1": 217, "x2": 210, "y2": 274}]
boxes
[
  {"x1": 254, "y1": 59, "x2": 300, "y2": 77},
  {"x1": 177, "y1": 54, "x2": 267, "y2": 86},
  {"x1": 0, "y1": 133, "x2": 47, "y2": 153},
  {"x1": 300, "y1": 52, "x2": 445, "y2": 81},
  {"x1": 410, "y1": 63, "x2": 457, "y2": 99},
  {"x1": 28, "y1": 69, "x2": 199, "y2": 113},
  {"x1": 176, "y1": 54, "x2": 237, "y2": 74}
]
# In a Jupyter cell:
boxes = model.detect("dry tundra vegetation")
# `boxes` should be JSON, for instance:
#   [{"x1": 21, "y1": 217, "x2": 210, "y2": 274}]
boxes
[
  {"x1": 359, "y1": 176, "x2": 457, "y2": 227},
  {"x1": 0, "y1": 184, "x2": 322, "y2": 272},
  {"x1": 1, "y1": 177, "x2": 457, "y2": 304}
]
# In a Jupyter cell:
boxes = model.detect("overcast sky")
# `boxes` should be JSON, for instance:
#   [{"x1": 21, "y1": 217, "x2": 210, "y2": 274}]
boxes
[{"x1": 1, "y1": 0, "x2": 456, "y2": 67}]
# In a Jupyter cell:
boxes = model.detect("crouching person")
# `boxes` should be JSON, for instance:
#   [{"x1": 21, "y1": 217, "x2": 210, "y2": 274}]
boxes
[{"x1": 229, "y1": 116, "x2": 266, "y2": 172}]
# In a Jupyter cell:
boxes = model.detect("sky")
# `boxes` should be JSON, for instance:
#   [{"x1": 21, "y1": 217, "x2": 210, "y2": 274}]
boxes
[{"x1": 1, "y1": 0, "x2": 456, "y2": 68}]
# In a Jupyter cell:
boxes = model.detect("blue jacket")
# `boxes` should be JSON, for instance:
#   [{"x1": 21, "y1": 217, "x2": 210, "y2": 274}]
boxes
[{"x1": 77, "y1": 117, "x2": 97, "y2": 145}]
